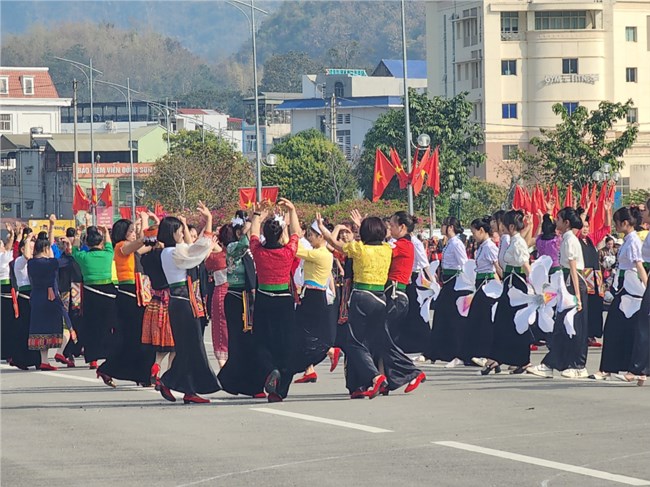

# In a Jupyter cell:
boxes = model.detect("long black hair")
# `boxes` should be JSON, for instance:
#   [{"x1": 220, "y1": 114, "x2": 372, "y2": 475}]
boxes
[
  {"x1": 540, "y1": 214, "x2": 557, "y2": 240},
  {"x1": 86, "y1": 226, "x2": 104, "y2": 248},
  {"x1": 34, "y1": 232, "x2": 50, "y2": 255},
  {"x1": 111, "y1": 219, "x2": 133, "y2": 244},
  {"x1": 262, "y1": 218, "x2": 284, "y2": 247},
  {"x1": 557, "y1": 207, "x2": 583, "y2": 230},
  {"x1": 503, "y1": 210, "x2": 525, "y2": 232},
  {"x1": 157, "y1": 217, "x2": 183, "y2": 247},
  {"x1": 442, "y1": 216, "x2": 463, "y2": 235},
  {"x1": 471, "y1": 215, "x2": 491, "y2": 234},
  {"x1": 613, "y1": 207, "x2": 638, "y2": 229}
]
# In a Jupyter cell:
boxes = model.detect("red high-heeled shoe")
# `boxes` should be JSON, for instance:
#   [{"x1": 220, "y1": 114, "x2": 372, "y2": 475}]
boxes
[
  {"x1": 267, "y1": 392, "x2": 283, "y2": 403},
  {"x1": 159, "y1": 384, "x2": 176, "y2": 402},
  {"x1": 150, "y1": 363, "x2": 160, "y2": 384},
  {"x1": 329, "y1": 347, "x2": 341, "y2": 372},
  {"x1": 97, "y1": 371, "x2": 116, "y2": 388},
  {"x1": 54, "y1": 353, "x2": 75, "y2": 368},
  {"x1": 366, "y1": 375, "x2": 388, "y2": 400},
  {"x1": 253, "y1": 392, "x2": 267, "y2": 399},
  {"x1": 350, "y1": 389, "x2": 367, "y2": 399},
  {"x1": 39, "y1": 363, "x2": 58, "y2": 371},
  {"x1": 88, "y1": 361, "x2": 98, "y2": 370},
  {"x1": 294, "y1": 372, "x2": 317, "y2": 383},
  {"x1": 183, "y1": 394, "x2": 210, "y2": 404},
  {"x1": 404, "y1": 372, "x2": 426, "y2": 394}
]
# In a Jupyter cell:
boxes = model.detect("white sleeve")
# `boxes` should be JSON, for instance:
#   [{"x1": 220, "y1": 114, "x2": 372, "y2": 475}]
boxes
[{"x1": 172, "y1": 237, "x2": 213, "y2": 270}]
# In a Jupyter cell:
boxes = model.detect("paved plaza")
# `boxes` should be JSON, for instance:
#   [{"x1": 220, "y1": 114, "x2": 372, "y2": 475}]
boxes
[{"x1": 1, "y1": 347, "x2": 649, "y2": 487}]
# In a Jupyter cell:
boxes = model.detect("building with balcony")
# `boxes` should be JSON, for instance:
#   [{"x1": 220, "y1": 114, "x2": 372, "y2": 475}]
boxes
[{"x1": 426, "y1": 0, "x2": 650, "y2": 194}]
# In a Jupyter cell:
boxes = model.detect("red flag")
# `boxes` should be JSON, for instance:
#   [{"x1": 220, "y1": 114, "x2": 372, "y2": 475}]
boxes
[
  {"x1": 238, "y1": 188, "x2": 257, "y2": 210},
  {"x1": 260, "y1": 187, "x2": 279, "y2": 204},
  {"x1": 389, "y1": 148, "x2": 409, "y2": 190},
  {"x1": 154, "y1": 202, "x2": 165, "y2": 219},
  {"x1": 588, "y1": 184, "x2": 598, "y2": 221},
  {"x1": 563, "y1": 184, "x2": 573, "y2": 209},
  {"x1": 580, "y1": 184, "x2": 589, "y2": 209},
  {"x1": 513, "y1": 186, "x2": 524, "y2": 211},
  {"x1": 552, "y1": 184, "x2": 560, "y2": 216},
  {"x1": 411, "y1": 147, "x2": 431, "y2": 197},
  {"x1": 592, "y1": 183, "x2": 608, "y2": 233},
  {"x1": 72, "y1": 184, "x2": 90, "y2": 213},
  {"x1": 91, "y1": 186, "x2": 98, "y2": 206},
  {"x1": 372, "y1": 148, "x2": 396, "y2": 202},
  {"x1": 522, "y1": 187, "x2": 533, "y2": 214},
  {"x1": 119, "y1": 207, "x2": 132, "y2": 220},
  {"x1": 427, "y1": 146, "x2": 440, "y2": 196},
  {"x1": 100, "y1": 183, "x2": 112, "y2": 207},
  {"x1": 608, "y1": 183, "x2": 616, "y2": 203}
]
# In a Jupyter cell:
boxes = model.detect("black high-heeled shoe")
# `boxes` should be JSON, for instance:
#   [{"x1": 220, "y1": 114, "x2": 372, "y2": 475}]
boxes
[
  {"x1": 96, "y1": 371, "x2": 116, "y2": 388},
  {"x1": 480, "y1": 362, "x2": 501, "y2": 376}
]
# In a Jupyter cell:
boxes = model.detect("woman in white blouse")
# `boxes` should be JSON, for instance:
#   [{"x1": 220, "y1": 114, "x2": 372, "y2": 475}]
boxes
[
  {"x1": 483, "y1": 210, "x2": 532, "y2": 375},
  {"x1": 593, "y1": 207, "x2": 648, "y2": 385},
  {"x1": 528, "y1": 207, "x2": 589, "y2": 379},
  {"x1": 428, "y1": 216, "x2": 471, "y2": 367},
  {"x1": 157, "y1": 203, "x2": 221, "y2": 404},
  {"x1": 463, "y1": 216, "x2": 500, "y2": 367}
]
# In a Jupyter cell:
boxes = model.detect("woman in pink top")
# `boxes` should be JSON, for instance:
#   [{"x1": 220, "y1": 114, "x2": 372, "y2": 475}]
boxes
[{"x1": 249, "y1": 198, "x2": 300, "y2": 403}]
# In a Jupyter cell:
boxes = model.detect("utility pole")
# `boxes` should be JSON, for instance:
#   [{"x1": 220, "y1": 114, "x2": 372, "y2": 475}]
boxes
[
  {"x1": 330, "y1": 92, "x2": 337, "y2": 145},
  {"x1": 73, "y1": 79, "x2": 78, "y2": 187}
]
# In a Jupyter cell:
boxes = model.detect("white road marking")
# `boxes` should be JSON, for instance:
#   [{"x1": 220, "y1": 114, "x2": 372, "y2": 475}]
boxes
[
  {"x1": 434, "y1": 441, "x2": 650, "y2": 486},
  {"x1": 251, "y1": 407, "x2": 392, "y2": 434}
]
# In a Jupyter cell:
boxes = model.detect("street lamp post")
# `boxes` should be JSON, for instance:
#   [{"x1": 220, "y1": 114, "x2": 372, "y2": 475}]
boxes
[
  {"x1": 227, "y1": 0, "x2": 269, "y2": 202},
  {"x1": 54, "y1": 56, "x2": 103, "y2": 224},
  {"x1": 450, "y1": 188, "x2": 470, "y2": 221},
  {"x1": 400, "y1": 0, "x2": 414, "y2": 215},
  {"x1": 95, "y1": 78, "x2": 138, "y2": 220}
]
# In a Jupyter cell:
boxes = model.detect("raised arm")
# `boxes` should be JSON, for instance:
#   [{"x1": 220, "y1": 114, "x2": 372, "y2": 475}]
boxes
[
  {"x1": 177, "y1": 215, "x2": 192, "y2": 244},
  {"x1": 316, "y1": 212, "x2": 345, "y2": 253},
  {"x1": 278, "y1": 198, "x2": 300, "y2": 236},
  {"x1": 4, "y1": 223, "x2": 15, "y2": 251},
  {"x1": 48, "y1": 214, "x2": 56, "y2": 246},
  {"x1": 250, "y1": 203, "x2": 270, "y2": 239},
  {"x1": 197, "y1": 201, "x2": 213, "y2": 238}
]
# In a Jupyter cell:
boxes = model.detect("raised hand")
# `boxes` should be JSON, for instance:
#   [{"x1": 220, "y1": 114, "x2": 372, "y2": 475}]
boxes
[
  {"x1": 350, "y1": 209, "x2": 363, "y2": 228},
  {"x1": 277, "y1": 197, "x2": 295, "y2": 212},
  {"x1": 197, "y1": 201, "x2": 211, "y2": 219}
]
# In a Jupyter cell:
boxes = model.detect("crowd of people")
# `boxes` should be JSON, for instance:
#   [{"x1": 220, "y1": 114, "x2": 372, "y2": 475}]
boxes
[{"x1": 1, "y1": 195, "x2": 648, "y2": 406}]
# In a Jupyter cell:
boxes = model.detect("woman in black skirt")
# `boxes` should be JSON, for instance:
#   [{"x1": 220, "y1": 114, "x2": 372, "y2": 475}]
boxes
[
  {"x1": 428, "y1": 217, "x2": 472, "y2": 367},
  {"x1": 158, "y1": 205, "x2": 220, "y2": 404},
  {"x1": 1, "y1": 225, "x2": 16, "y2": 362},
  {"x1": 463, "y1": 216, "x2": 500, "y2": 368},
  {"x1": 96, "y1": 215, "x2": 155, "y2": 386},
  {"x1": 483, "y1": 210, "x2": 532, "y2": 375},
  {"x1": 528, "y1": 207, "x2": 589, "y2": 379},
  {"x1": 592, "y1": 207, "x2": 647, "y2": 384},
  {"x1": 72, "y1": 226, "x2": 118, "y2": 380},
  {"x1": 217, "y1": 218, "x2": 267, "y2": 398}
]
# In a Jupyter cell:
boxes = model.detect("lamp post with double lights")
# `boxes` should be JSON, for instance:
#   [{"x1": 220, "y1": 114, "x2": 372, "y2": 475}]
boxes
[
  {"x1": 450, "y1": 187, "x2": 471, "y2": 221},
  {"x1": 591, "y1": 162, "x2": 621, "y2": 185},
  {"x1": 95, "y1": 78, "x2": 138, "y2": 220},
  {"x1": 54, "y1": 56, "x2": 102, "y2": 224},
  {"x1": 226, "y1": 0, "x2": 269, "y2": 202}
]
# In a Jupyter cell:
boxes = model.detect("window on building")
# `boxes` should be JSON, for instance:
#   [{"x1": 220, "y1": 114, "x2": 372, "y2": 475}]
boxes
[
  {"x1": 334, "y1": 82, "x2": 344, "y2": 98},
  {"x1": 502, "y1": 103, "x2": 517, "y2": 119},
  {"x1": 501, "y1": 60, "x2": 517, "y2": 75},
  {"x1": 627, "y1": 108, "x2": 638, "y2": 124},
  {"x1": 245, "y1": 134, "x2": 257, "y2": 153},
  {"x1": 563, "y1": 102, "x2": 579, "y2": 115},
  {"x1": 22, "y1": 76, "x2": 34, "y2": 95},
  {"x1": 562, "y1": 58, "x2": 579, "y2": 74},
  {"x1": 626, "y1": 67, "x2": 638, "y2": 82},
  {"x1": 336, "y1": 129, "x2": 351, "y2": 159},
  {"x1": 0, "y1": 114, "x2": 11, "y2": 131},
  {"x1": 535, "y1": 11, "x2": 587, "y2": 30},
  {"x1": 1, "y1": 202, "x2": 12, "y2": 212},
  {"x1": 501, "y1": 12, "x2": 519, "y2": 34},
  {"x1": 620, "y1": 177, "x2": 630, "y2": 200},
  {"x1": 0, "y1": 77, "x2": 8, "y2": 95},
  {"x1": 336, "y1": 113, "x2": 351, "y2": 125},
  {"x1": 502, "y1": 145, "x2": 518, "y2": 160},
  {"x1": 626, "y1": 26, "x2": 637, "y2": 42}
]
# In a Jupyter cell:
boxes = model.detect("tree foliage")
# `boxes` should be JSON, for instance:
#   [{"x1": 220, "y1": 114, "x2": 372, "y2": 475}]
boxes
[
  {"x1": 520, "y1": 101, "x2": 639, "y2": 188},
  {"x1": 261, "y1": 129, "x2": 357, "y2": 205},
  {"x1": 261, "y1": 51, "x2": 323, "y2": 93},
  {"x1": 357, "y1": 90, "x2": 485, "y2": 207},
  {"x1": 145, "y1": 130, "x2": 252, "y2": 211},
  {"x1": 623, "y1": 189, "x2": 650, "y2": 206}
]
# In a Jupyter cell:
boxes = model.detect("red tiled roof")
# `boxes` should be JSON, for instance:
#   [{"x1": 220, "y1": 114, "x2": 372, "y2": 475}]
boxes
[
  {"x1": 0, "y1": 67, "x2": 60, "y2": 99},
  {"x1": 178, "y1": 108, "x2": 207, "y2": 115}
]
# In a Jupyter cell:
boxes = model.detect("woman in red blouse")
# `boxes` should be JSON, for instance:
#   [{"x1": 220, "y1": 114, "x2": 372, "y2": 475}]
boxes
[{"x1": 249, "y1": 198, "x2": 300, "y2": 403}]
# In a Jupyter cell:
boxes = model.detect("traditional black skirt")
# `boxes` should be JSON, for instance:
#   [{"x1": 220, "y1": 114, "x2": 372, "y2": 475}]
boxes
[
  {"x1": 396, "y1": 273, "x2": 431, "y2": 354},
  {"x1": 381, "y1": 286, "x2": 421, "y2": 390},
  {"x1": 587, "y1": 293, "x2": 604, "y2": 339},
  {"x1": 161, "y1": 286, "x2": 220, "y2": 395},
  {"x1": 600, "y1": 277, "x2": 645, "y2": 374},
  {"x1": 10, "y1": 290, "x2": 40, "y2": 368},
  {"x1": 1, "y1": 283, "x2": 16, "y2": 360},
  {"x1": 345, "y1": 288, "x2": 384, "y2": 393},
  {"x1": 218, "y1": 289, "x2": 266, "y2": 397},
  {"x1": 489, "y1": 273, "x2": 533, "y2": 367},
  {"x1": 428, "y1": 274, "x2": 472, "y2": 362},
  {"x1": 542, "y1": 275, "x2": 589, "y2": 371},
  {"x1": 253, "y1": 288, "x2": 296, "y2": 398},
  {"x1": 80, "y1": 284, "x2": 118, "y2": 363},
  {"x1": 98, "y1": 284, "x2": 155, "y2": 384},
  {"x1": 292, "y1": 288, "x2": 335, "y2": 373},
  {"x1": 629, "y1": 278, "x2": 649, "y2": 376},
  {"x1": 462, "y1": 278, "x2": 499, "y2": 360}
]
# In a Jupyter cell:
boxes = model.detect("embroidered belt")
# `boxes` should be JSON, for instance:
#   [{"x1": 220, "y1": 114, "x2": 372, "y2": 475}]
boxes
[
  {"x1": 476, "y1": 272, "x2": 495, "y2": 280},
  {"x1": 505, "y1": 265, "x2": 525, "y2": 275}
]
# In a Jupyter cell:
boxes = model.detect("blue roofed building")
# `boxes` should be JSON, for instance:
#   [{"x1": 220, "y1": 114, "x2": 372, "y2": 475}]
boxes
[{"x1": 276, "y1": 60, "x2": 427, "y2": 160}]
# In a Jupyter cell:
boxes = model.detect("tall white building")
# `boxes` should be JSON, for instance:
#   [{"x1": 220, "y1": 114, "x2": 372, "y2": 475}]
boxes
[{"x1": 426, "y1": 0, "x2": 650, "y2": 194}]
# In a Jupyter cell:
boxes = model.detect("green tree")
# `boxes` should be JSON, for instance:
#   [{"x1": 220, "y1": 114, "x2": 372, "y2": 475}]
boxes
[
  {"x1": 357, "y1": 90, "x2": 485, "y2": 207},
  {"x1": 262, "y1": 129, "x2": 358, "y2": 205},
  {"x1": 624, "y1": 189, "x2": 650, "y2": 206},
  {"x1": 145, "y1": 130, "x2": 252, "y2": 211},
  {"x1": 520, "y1": 101, "x2": 639, "y2": 188},
  {"x1": 260, "y1": 51, "x2": 323, "y2": 93}
]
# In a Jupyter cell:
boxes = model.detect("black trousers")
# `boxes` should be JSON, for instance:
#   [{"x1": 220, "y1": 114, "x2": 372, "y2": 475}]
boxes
[{"x1": 253, "y1": 289, "x2": 296, "y2": 398}]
